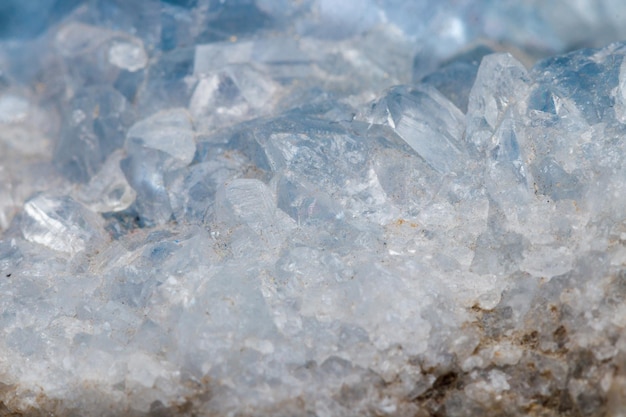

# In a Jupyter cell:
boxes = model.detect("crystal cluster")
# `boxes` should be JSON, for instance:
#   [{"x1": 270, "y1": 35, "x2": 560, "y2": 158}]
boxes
[{"x1": 0, "y1": 1, "x2": 625, "y2": 416}]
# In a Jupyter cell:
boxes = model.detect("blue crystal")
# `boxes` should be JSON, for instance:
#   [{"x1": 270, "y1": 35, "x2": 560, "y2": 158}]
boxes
[
  {"x1": 532, "y1": 157, "x2": 583, "y2": 201},
  {"x1": 137, "y1": 47, "x2": 195, "y2": 116},
  {"x1": 370, "y1": 85, "x2": 466, "y2": 173},
  {"x1": 420, "y1": 44, "x2": 494, "y2": 113},
  {"x1": 532, "y1": 46, "x2": 623, "y2": 124},
  {"x1": 54, "y1": 86, "x2": 133, "y2": 183},
  {"x1": 2, "y1": 1, "x2": 626, "y2": 416},
  {"x1": 120, "y1": 148, "x2": 173, "y2": 227},
  {"x1": 0, "y1": 0, "x2": 81, "y2": 40}
]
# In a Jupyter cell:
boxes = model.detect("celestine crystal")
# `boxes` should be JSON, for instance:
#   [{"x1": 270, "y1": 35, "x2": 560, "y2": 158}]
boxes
[{"x1": 0, "y1": 1, "x2": 625, "y2": 416}]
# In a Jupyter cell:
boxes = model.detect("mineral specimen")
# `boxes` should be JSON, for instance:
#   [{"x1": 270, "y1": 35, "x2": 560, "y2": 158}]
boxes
[{"x1": 0, "y1": 1, "x2": 625, "y2": 416}]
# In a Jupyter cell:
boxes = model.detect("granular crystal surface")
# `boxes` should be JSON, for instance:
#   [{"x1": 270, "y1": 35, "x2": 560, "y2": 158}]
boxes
[{"x1": 0, "y1": 1, "x2": 626, "y2": 416}]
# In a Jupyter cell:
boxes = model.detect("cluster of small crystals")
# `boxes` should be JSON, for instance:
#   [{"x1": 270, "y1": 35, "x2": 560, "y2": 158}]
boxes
[{"x1": 0, "y1": 0, "x2": 626, "y2": 416}]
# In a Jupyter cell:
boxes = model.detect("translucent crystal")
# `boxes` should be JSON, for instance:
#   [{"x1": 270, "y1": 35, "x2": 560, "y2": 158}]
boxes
[
  {"x1": 420, "y1": 44, "x2": 495, "y2": 113},
  {"x1": 275, "y1": 172, "x2": 343, "y2": 225},
  {"x1": 531, "y1": 156, "x2": 583, "y2": 201},
  {"x1": 108, "y1": 40, "x2": 148, "y2": 72},
  {"x1": 136, "y1": 47, "x2": 196, "y2": 116},
  {"x1": 55, "y1": 22, "x2": 114, "y2": 58},
  {"x1": 615, "y1": 56, "x2": 626, "y2": 124},
  {"x1": 126, "y1": 108, "x2": 196, "y2": 165},
  {"x1": 465, "y1": 53, "x2": 530, "y2": 153},
  {"x1": 530, "y1": 44, "x2": 623, "y2": 125},
  {"x1": 2, "y1": 2, "x2": 626, "y2": 416},
  {"x1": 54, "y1": 86, "x2": 133, "y2": 183},
  {"x1": 190, "y1": 64, "x2": 279, "y2": 132},
  {"x1": 365, "y1": 85, "x2": 466, "y2": 173},
  {"x1": 167, "y1": 153, "x2": 247, "y2": 223},
  {"x1": 20, "y1": 194, "x2": 105, "y2": 254},
  {"x1": 214, "y1": 178, "x2": 295, "y2": 249},
  {"x1": 55, "y1": 22, "x2": 148, "y2": 90},
  {"x1": 120, "y1": 148, "x2": 173, "y2": 226},
  {"x1": 194, "y1": 40, "x2": 249, "y2": 73},
  {"x1": 483, "y1": 115, "x2": 531, "y2": 208},
  {"x1": 194, "y1": 39, "x2": 306, "y2": 75},
  {"x1": 74, "y1": 150, "x2": 137, "y2": 213}
]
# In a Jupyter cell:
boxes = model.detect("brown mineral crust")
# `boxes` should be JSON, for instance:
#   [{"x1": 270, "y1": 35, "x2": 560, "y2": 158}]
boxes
[{"x1": 0, "y1": 346, "x2": 619, "y2": 417}]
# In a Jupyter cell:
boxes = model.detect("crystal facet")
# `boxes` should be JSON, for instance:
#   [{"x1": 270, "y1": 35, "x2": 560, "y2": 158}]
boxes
[{"x1": 1, "y1": 2, "x2": 626, "y2": 416}]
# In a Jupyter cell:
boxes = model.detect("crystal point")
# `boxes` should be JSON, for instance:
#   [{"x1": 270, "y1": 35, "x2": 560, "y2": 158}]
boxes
[
  {"x1": 20, "y1": 194, "x2": 105, "y2": 254},
  {"x1": 2, "y1": 3, "x2": 626, "y2": 417}
]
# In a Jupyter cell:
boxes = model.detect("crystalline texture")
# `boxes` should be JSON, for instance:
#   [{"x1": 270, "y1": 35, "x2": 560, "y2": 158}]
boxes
[
  {"x1": 531, "y1": 43, "x2": 624, "y2": 125},
  {"x1": 108, "y1": 41, "x2": 148, "y2": 72},
  {"x1": 126, "y1": 108, "x2": 196, "y2": 165},
  {"x1": 20, "y1": 194, "x2": 105, "y2": 254},
  {"x1": 167, "y1": 153, "x2": 247, "y2": 224},
  {"x1": 120, "y1": 147, "x2": 174, "y2": 226},
  {"x1": 74, "y1": 150, "x2": 137, "y2": 213},
  {"x1": 366, "y1": 85, "x2": 466, "y2": 173},
  {"x1": 55, "y1": 22, "x2": 148, "y2": 90},
  {"x1": 136, "y1": 47, "x2": 196, "y2": 116},
  {"x1": 54, "y1": 86, "x2": 133, "y2": 183},
  {"x1": 214, "y1": 178, "x2": 295, "y2": 250},
  {"x1": 2, "y1": 2, "x2": 626, "y2": 417},
  {"x1": 190, "y1": 64, "x2": 279, "y2": 132},
  {"x1": 615, "y1": 56, "x2": 626, "y2": 124},
  {"x1": 465, "y1": 53, "x2": 530, "y2": 153},
  {"x1": 532, "y1": 156, "x2": 583, "y2": 201},
  {"x1": 420, "y1": 44, "x2": 495, "y2": 113},
  {"x1": 120, "y1": 108, "x2": 197, "y2": 225}
]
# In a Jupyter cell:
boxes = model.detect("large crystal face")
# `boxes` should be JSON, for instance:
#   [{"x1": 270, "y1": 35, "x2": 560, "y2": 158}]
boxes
[{"x1": 1, "y1": 1, "x2": 626, "y2": 416}]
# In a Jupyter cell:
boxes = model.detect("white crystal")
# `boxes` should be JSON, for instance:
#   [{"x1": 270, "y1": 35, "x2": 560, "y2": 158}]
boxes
[
  {"x1": 215, "y1": 178, "x2": 295, "y2": 250},
  {"x1": 0, "y1": 94, "x2": 29, "y2": 124},
  {"x1": 74, "y1": 150, "x2": 137, "y2": 213},
  {"x1": 364, "y1": 85, "x2": 466, "y2": 173},
  {"x1": 108, "y1": 41, "x2": 148, "y2": 72},
  {"x1": 126, "y1": 108, "x2": 196, "y2": 165},
  {"x1": 190, "y1": 65, "x2": 279, "y2": 131},
  {"x1": 465, "y1": 53, "x2": 530, "y2": 153},
  {"x1": 615, "y1": 56, "x2": 626, "y2": 123},
  {"x1": 20, "y1": 194, "x2": 104, "y2": 254}
]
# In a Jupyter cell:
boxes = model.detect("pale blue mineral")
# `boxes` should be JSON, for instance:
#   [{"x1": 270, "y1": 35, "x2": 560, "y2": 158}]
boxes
[{"x1": 0, "y1": 1, "x2": 626, "y2": 416}]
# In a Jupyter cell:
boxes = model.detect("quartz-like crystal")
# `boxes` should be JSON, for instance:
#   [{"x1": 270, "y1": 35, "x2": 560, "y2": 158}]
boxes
[{"x1": 0, "y1": 1, "x2": 626, "y2": 416}]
